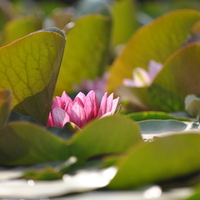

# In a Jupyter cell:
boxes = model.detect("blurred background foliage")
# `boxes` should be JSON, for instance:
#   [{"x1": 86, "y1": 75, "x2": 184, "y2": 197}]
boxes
[
  {"x1": 3, "y1": 0, "x2": 200, "y2": 50},
  {"x1": 1, "y1": 0, "x2": 200, "y2": 113}
]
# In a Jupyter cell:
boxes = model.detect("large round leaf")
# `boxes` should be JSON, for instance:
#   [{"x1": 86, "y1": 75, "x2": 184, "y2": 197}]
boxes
[
  {"x1": 109, "y1": 133, "x2": 200, "y2": 189},
  {"x1": 149, "y1": 43, "x2": 200, "y2": 111},
  {"x1": 69, "y1": 115, "x2": 143, "y2": 161},
  {"x1": 0, "y1": 28, "x2": 66, "y2": 124},
  {"x1": 107, "y1": 9, "x2": 200, "y2": 92},
  {"x1": 0, "y1": 122, "x2": 69, "y2": 166},
  {"x1": 55, "y1": 14, "x2": 112, "y2": 94}
]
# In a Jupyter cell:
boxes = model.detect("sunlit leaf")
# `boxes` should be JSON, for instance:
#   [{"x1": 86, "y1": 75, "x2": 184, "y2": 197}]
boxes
[
  {"x1": 111, "y1": 0, "x2": 137, "y2": 46},
  {"x1": 0, "y1": 27, "x2": 66, "y2": 124},
  {"x1": 55, "y1": 14, "x2": 112, "y2": 94},
  {"x1": 107, "y1": 9, "x2": 200, "y2": 92},
  {"x1": 0, "y1": 89, "x2": 12, "y2": 127},
  {"x1": 109, "y1": 133, "x2": 200, "y2": 189},
  {"x1": 70, "y1": 115, "x2": 143, "y2": 161},
  {"x1": 0, "y1": 122, "x2": 69, "y2": 166},
  {"x1": 150, "y1": 43, "x2": 200, "y2": 111},
  {"x1": 128, "y1": 111, "x2": 179, "y2": 121}
]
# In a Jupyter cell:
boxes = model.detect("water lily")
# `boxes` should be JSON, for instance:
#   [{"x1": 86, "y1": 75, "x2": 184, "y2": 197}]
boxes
[
  {"x1": 47, "y1": 90, "x2": 119, "y2": 129},
  {"x1": 123, "y1": 60, "x2": 162, "y2": 87},
  {"x1": 73, "y1": 73, "x2": 109, "y2": 101}
]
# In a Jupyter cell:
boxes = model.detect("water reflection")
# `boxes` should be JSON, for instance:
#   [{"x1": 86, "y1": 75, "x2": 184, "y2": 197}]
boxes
[{"x1": 143, "y1": 185, "x2": 162, "y2": 199}]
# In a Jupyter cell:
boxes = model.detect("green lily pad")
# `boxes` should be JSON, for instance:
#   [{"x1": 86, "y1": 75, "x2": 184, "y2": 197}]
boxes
[
  {"x1": 55, "y1": 14, "x2": 112, "y2": 94},
  {"x1": 0, "y1": 27, "x2": 66, "y2": 124},
  {"x1": 150, "y1": 43, "x2": 200, "y2": 111},
  {"x1": 109, "y1": 133, "x2": 200, "y2": 189},
  {"x1": 0, "y1": 122, "x2": 69, "y2": 166},
  {"x1": 128, "y1": 111, "x2": 178, "y2": 121},
  {"x1": 111, "y1": 0, "x2": 137, "y2": 46},
  {"x1": 138, "y1": 120, "x2": 188, "y2": 134},
  {"x1": 107, "y1": 9, "x2": 200, "y2": 93},
  {"x1": 70, "y1": 115, "x2": 143, "y2": 161}
]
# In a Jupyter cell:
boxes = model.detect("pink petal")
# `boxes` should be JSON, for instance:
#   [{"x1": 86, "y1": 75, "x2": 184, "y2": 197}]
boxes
[
  {"x1": 70, "y1": 102, "x2": 86, "y2": 128},
  {"x1": 52, "y1": 107, "x2": 70, "y2": 128},
  {"x1": 47, "y1": 112, "x2": 54, "y2": 127},
  {"x1": 101, "y1": 111, "x2": 112, "y2": 118},
  {"x1": 61, "y1": 91, "x2": 72, "y2": 103},
  {"x1": 123, "y1": 67, "x2": 151, "y2": 87},
  {"x1": 65, "y1": 101, "x2": 73, "y2": 114},
  {"x1": 133, "y1": 67, "x2": 151, "y2": 86},
  {"x1": 106, "y1": 93, "x2": 114, "y2": 113},
  {"x1": 55, "y1": 97, "x2": 66, "y2": 109},
  {"x1": 98, "y1": 92, "x2": 108, "y2": 117},
  {"x1": 111, "y1": 97, "x2": 120, "y2": 114},
  {"x1": 148, "y1": 60, "x2": 162, "y2": 80},
  {"x1": 74, "y1": 92, "x2": 86, "y2": 106},
  {"x1": 86, "y1": 90, "x2": 98, "y2": 117}
]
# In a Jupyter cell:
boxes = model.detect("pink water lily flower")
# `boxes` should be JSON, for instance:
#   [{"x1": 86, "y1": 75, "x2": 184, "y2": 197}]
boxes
[
  {"x1": 73, "y1": 73, "x2": 109, "y2": 101},
  {"x1": 47, "y1": 90, "x2": 119, "y2": 129},
  {"x1": 123, "y1": 60, "x2": 162, "y2": 87}
]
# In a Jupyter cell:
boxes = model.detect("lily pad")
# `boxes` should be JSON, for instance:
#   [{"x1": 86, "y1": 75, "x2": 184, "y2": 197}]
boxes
[
  {"x1": 70, "y1": 115, "x2": 143, "y2": 161},
  {"x1": 150, "y1": 43, "x2": 200, "y2": 111},
  {"x1": 55, "y1": 14, "x2": 112, "y2": 94},
  {"x1": 107, "y1": 9, "x2": 200, "y2": 92},
  {"x1": 0, "y1": 27, "x2": 66, "y2": 124},
  {"x1": 0, "y1": 122, "x2": 69, "y2": 166},
  {"x1": 109, "y1": 132, "x2": 200, "y2": 189}
]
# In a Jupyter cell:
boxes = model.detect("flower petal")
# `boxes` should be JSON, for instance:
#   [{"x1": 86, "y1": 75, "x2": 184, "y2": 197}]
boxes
[
  {"x1": 148, "y1": 60, "x2": 162, "y2": 80},
  {"x1": 70, "y1": 102, "x2": 86, "y2": 128},
  {"x1": 106, "y1": 93, "x2": 114, "y2": 113},
  {"x1": 98, "y1": 92, "x2": 108, "y2": 117},
  {"x1": 52, "y1": 107, "x2": 70, "y2": 128},
  {"x1": 46, "y1": 112, "x2": 54, "y2": 127},
  {"x1": 111, "y1": 97, "x2": 120, "y2": 114},
  {"x1": 61, "y1": 91, "x2": 72, "y2": 103},
  {"x1": 74, "y1": 92, "x2": 86, "y2": 106}
]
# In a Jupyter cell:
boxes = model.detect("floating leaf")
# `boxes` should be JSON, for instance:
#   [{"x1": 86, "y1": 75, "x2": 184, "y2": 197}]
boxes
[
  {"x1": 0, "y1": 122, "x2": 69, "y2": 166},
  {"x1": 0, "y1": 27, "x2": 66, "y2": 124},
  {"x1": 107, "y1": 9, "x2": 200, "y2": 92},
  {"x1": 111, "y1": 0, "x2": 137, "y2": 46},
  {"x1": 128, "y1": 111, "x2": 178, "y2": 121},
  {"x1": 55, "y1": 14, "x2": 112, "y2": 94},
  {"x1": 0, "y1": 89, "x2": 12, "y2": 127},
  {"x1": 70, "y1": 115, "x2": 143, "y2": 161},
  {"x1": 149, "y1": 43, "x2": 200, "y2": 111},
  {"x1": 138, "y1": 120, "x2": 188, "y2": 134},
  {"x1": 109, "y1": 133, "x2": 200, "y2": 189}
]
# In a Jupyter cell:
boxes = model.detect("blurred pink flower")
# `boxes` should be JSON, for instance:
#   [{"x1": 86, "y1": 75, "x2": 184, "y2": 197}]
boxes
[
  {"x1": 73, "y1": 73, "x2": 109, "y2": 101},
  {"x1": 123, "y1": 60, "x2": 162, "y2": 87},
  {"x1": 47, "y1": 90, "x2": 119, "y2": 129}
]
